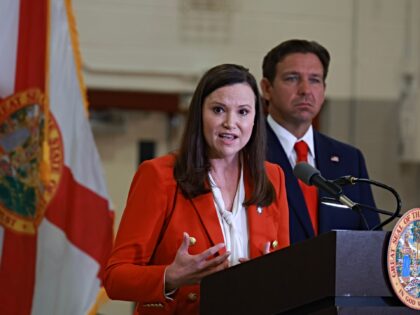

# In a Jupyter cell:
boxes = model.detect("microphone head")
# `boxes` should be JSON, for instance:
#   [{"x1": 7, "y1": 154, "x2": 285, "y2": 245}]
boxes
[{"x1": 293, "y1": 162, "x2": 320, "y2": 185}]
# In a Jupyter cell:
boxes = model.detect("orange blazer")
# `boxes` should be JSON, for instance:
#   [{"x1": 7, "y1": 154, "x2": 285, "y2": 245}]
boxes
[{"x1": 104, "y1": 154, "x2": 289, "y2": 315}]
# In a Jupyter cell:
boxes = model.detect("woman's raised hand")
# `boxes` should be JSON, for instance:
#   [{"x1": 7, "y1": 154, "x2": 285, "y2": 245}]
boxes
[{"x1": 164, "y1": 232, "x2": 230, "y2": 291}]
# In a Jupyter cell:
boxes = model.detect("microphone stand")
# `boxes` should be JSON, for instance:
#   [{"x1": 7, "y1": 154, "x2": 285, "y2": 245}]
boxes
[{"x1": 332, "y1": 177, "x2": 402, "y2": 231}]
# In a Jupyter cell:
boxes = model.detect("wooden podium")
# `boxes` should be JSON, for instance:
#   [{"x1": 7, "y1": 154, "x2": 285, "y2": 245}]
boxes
[{"x1": 200, "y1": 231, "x2": 418, "y2": 315}]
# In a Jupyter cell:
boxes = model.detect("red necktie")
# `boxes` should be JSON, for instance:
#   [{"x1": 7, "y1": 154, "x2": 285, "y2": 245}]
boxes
[{"x1": 294, "y1": 141, "x2": 319, "y2": 234}]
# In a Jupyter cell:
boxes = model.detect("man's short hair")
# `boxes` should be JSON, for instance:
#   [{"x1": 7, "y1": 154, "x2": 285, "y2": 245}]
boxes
[{"x1": 262, "y1": 39, "x2": 331, "y2": 83}]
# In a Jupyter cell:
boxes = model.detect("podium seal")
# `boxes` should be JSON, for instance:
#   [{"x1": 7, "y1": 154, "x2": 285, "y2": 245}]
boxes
[{"x1": 387, "y1": 208, "x2": 420, "y2": 310}]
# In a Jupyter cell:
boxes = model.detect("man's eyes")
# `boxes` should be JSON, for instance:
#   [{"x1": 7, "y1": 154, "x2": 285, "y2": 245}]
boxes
[{"x1": 283, "y1": 75, "x2": 322, "y2": 84}]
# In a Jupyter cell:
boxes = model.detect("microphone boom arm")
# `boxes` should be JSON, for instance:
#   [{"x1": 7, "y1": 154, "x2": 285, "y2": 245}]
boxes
[{"x1": 333, "y1": 177, "x2": 402, "y2": 231}]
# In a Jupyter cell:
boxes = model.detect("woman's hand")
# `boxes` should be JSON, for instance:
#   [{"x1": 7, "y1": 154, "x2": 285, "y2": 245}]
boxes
[{"x1": 165, "y1": 232, "x2": 230, "y2": 291}]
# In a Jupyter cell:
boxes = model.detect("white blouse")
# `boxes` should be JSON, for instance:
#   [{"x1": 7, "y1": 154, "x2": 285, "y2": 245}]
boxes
[{"x1": 208, "y1": 166, "x2": 249, "y2": 266}]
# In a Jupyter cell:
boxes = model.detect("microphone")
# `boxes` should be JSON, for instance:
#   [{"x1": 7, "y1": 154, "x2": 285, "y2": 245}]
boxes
[{"x1": 293, "y1": 162, "x2": 357, "y2": 209}]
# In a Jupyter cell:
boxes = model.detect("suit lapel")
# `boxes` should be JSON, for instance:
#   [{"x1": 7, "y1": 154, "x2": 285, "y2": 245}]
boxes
[
  {"x1": 243, "y1": 168, "x2": 261, "y2": 258},
  {"x1": 314, "y1": 131, "x2": 342, "y2": 180},
  {"x1": 314, "y1": 131, "x2": 344, "y2": 232},
  {"x1": 266, "y1": 123, "x2": 315, "y2": 239},
  {"x1": 247, "y1": 203, "x2": 263, "y2": 258},
  {"x1": 314, "y1": 131, "x2": 329, "y2": 178},
  {"x1": 188, "y1": 191, "x2": 226, "y2": 252},
  {"x1": 189, "y1": 171, "x2": 265, "y2": 257}
]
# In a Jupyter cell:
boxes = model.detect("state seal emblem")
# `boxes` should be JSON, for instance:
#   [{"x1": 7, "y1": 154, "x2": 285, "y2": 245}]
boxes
[
  {"x1": 0, "y1": 89, "x2": 63, "y2": 234},
  {"x1": 387, "y1": 208, "x2": 420, "y2": 310}
]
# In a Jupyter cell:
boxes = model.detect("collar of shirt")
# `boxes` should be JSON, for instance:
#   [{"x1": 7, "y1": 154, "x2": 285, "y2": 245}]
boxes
[{"x1": 267, "y1": 115, "x2": 315, "y2": 168}]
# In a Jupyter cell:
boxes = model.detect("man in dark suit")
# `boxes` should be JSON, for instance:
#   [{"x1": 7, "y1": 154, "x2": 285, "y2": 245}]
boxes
[{"x1": 260, "y1": 39, "x2": 380, "y2": 244}]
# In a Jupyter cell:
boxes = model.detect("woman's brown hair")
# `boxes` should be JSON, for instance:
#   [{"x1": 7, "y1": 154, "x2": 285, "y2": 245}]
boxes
[{"x1": 174, "y1": 64, "x2": 274, "y2": 207}]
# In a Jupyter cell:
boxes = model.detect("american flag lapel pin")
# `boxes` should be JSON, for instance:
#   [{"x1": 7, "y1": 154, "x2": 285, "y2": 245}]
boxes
[{"x1": 330, "y1": 155, "x2": 340, "y2": 162}]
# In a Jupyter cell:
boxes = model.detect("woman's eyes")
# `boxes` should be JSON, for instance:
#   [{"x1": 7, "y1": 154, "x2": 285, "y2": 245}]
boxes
[
  {"x1": 211, "y1": 106, "x2": 250, "y2": 116},
  {"x1": 239, "y1": 109, "x2": 249, "y2": 116},
  {"x1": 212, "y1": 106, "x2": 224, "y2": 114}
]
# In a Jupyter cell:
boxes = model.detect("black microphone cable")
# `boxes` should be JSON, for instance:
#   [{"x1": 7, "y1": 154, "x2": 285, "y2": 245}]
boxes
[{"x1": 332, "y1": 176, "x2": 402, "y2": 230}]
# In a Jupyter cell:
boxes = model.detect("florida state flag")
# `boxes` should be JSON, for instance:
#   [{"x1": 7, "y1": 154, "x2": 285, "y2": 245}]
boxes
[{"x1": 0, "y1": 0, "x2": 114, "y2": 314}]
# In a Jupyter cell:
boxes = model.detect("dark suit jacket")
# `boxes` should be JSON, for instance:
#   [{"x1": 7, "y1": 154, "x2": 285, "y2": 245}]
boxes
[{"x1": 266, "y1": 122, "x2": 380, "y2": 244}]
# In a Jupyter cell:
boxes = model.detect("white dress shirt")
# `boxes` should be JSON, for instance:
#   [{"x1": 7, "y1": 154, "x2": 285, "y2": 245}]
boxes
[{"x1": 267, "y1": 115, "x2": 316, "y2": 168}]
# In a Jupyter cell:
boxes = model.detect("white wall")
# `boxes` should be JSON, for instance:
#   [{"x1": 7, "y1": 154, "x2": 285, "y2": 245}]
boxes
[
  {"x1": 74, "y1": 0, "x2": 419, "y2": 98},
  {"x1": 72, "y1": 1, "x2": 420, "y2": 314}
]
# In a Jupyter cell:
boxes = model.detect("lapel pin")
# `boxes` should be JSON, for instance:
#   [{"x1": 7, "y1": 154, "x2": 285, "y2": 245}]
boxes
[
  {"x1": 257, "y1": 207, "x2": 263, "y2": 214},
  {"x1": 330, "y1": 155, "x2": 340, "y2": 162}
]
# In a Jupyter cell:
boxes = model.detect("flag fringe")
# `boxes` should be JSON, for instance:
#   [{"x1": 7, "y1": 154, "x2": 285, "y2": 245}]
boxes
[{"x1": 65, "y1": 0, "x2": 89, "y2": 113}]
